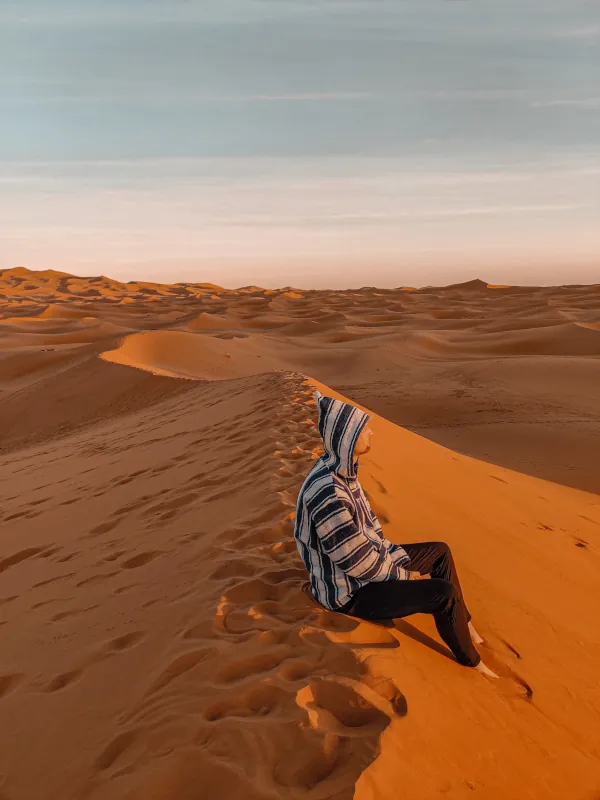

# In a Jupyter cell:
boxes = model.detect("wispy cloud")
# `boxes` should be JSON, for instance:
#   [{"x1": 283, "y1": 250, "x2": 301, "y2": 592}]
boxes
[
  {"x1": 5, "y1": 91, "x2": 374, "y2": 105},
  {"x1": 550, "y1": 25, "x2": 600, "y2": 39},
  {"x1": 212, "y1": 204, "x2": 591, "y2": 227},
  {"x1": 232, "y1": 92, "x2": 373, "y2": 102},
  {"x1": 532, "y1": 98, "x2": 600, "y2": 109},
  {"x1": 0, "y1": 0, "x2": 317, "y2": 28}
]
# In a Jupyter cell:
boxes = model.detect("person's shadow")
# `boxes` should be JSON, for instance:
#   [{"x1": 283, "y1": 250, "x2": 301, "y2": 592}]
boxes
[{"x1": 376, "y1": 617, "x2": 456, "y2": 662}]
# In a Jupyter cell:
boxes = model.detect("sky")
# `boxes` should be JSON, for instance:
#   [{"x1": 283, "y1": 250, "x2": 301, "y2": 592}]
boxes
[{"x1": 1, "y1": 0, "x2": 599, "y2": 288}]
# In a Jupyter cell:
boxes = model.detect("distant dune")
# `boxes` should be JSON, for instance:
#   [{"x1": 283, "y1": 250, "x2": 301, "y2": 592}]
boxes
[
  {"x1": 1, "y1": 267, "x2": 599, "y2": 800},
  {"x1": 2, "y1": 266, "x2": 598, "y2": 490}
]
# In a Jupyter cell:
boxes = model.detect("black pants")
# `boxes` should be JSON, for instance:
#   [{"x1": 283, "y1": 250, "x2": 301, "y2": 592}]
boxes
[{"x1": 341, "y1": 541, "x2": 480, "y2": 667}]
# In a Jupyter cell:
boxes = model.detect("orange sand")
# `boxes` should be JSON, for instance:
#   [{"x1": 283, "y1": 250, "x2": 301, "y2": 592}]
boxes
[{"x1": 1, "y1": 267, "x2": 599, "y2": 800}]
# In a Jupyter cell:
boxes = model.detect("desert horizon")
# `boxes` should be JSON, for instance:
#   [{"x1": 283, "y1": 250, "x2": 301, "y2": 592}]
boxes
[{"x1": 4, "y1": 263, "x2": 600, "y2": 292}]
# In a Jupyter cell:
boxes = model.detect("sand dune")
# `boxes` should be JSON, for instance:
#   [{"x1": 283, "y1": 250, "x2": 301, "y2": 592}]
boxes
[
  {"x1": 1, "y1": 267, "x2": 600, "y2": 799},
  {"x1": 1, "y1": 267, "x2": 599, "y2": 492},
  {"x1": 407, "y1": 321, "x2": 600, "y2": 358},
  {"x1": 101, "y1": 330, "x2": 285, "y2": 381},
  {"x1": 180, "y1": 312, "x2": 235, "y2": 332},
  {"x1": 2, "y1": 267, "x2": 599, "y2": 491}
]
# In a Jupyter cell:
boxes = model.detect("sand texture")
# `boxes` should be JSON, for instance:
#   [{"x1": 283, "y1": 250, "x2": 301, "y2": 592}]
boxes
[{"x1": 1, "y1": 267, "x2": 599, "y2": 800}]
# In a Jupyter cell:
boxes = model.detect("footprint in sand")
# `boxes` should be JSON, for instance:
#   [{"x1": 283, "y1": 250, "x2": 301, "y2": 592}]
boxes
[
  {"x1": 209, "y1": 560, "x2": 256, "y2": 581},
  {"x1": 44, "y1": 668, "x2": 84, "y2": 693},
  {"x1": 0, "y1": 546, "x2": 45, "y2": 575},
  {"x1": 94, "y1": 728, "x2": 143, "y2": 771},
  {"x1": 181, "y1": 620, "x2": 219, "y2": 641},
  {"x1": 499, "y1": 639, "x2": 522, "y2": 659},
  {"x1": 204, "y1": 487, "x2": 235, "y2": 503},
  {"x1": 113, "y1": 494, "x2": 154, "y2": 515},
  {"x1": 27, "y1": 496, "x2": 52, "y2": 507},
  {"x1": 114, "y1": 584, "x2": 139, "y2": 595},
  {"x1": 480, "y1": 644, "x2": 533, "y2": 699},
  {"x1": 177, "y1": 531, "x2": 205, "y2": 545},
  {"x1": 76, "y1": 571, "x2": 119, "y2": 588},
  {"x1": 271, "y1": 539, "x2": 298, "y2": 558},
  {"x1": 278, "y1": 660, "x2": 315, "y2": 683},
  {"x1": 102, "y1": 549, "x2": 127, "y2": 562},
  {"x1": 33, "y1": 572, "x2": 76, "y2": 589},
  {"x1": 38, "y1": 546, "x2": 62, "y2": 559},
  {"x1": 144, "y1": 492, "x2": 200, "y2": 518},
  {"x1": 87, "y1": 519, "x2": 121, "y2": 537},
  {"x1": 31, "y1": 598, "x2": 63, "y2": 610},
  {"x1": 121, "y1": 551, "x2": 163, "y2": 569},
  {"x1": 0, "y1": 595, "x2": 18, "y2": 608},
  {"x1": 55, "y1": 551, "x2": 80, "y2": 564},
  {"x1": 219, "y1": 577, "x2": 275, "y2": 605},
  {"x1": 4, "y1": 511, "x2": 31, "y2": 522},
  {"x1": 215, "y1": 649, "x2": 290, "y2": 684},
  {"x1": 572, "y1": 536, "x2": 589, "y2": 549},
  {"x1": 203, "y1": 683, "x2": 290, "y2": 722},
  {"x1": 104, "y1": 632, "x2": 146, "y2": 653},
  {"x1": 51, "y1": 605, "x2": 98, "y2": 622},
  {"x1": 296, "y1": 676, "x2": 406, "y2": 738},
  {"x1": 145, "y1": 648, "x2": 217, "y2": 695},
  {"x1": 0, "y1": 674, "x2": 24, "y2": 699}
]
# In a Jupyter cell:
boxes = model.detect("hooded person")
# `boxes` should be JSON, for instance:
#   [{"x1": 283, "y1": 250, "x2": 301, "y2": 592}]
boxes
[{"x1": 294, "y1": 390, "x2": 498, "y2": 677}]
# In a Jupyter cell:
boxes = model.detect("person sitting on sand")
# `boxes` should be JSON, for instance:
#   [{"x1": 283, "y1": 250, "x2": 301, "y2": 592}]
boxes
[{"x1": 294, "y1": 390, "x2": 497, "y2": 677}]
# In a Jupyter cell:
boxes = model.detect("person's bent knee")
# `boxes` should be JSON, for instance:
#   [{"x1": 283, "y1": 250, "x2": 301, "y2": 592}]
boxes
[
  {"x1": 440, "y1": 579, "x2": 457, "y2": 599},
  {"x1": 433, "y1": 541, "x2": 450, "y2": 557},
  {"x1": 430, "y1": 578, "x2": 457, "y2": 609}
]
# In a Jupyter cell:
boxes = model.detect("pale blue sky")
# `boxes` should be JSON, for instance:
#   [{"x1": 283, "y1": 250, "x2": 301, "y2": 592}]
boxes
[{"x1": 1, "y1": 0, "x2": 599, "y2": 286}]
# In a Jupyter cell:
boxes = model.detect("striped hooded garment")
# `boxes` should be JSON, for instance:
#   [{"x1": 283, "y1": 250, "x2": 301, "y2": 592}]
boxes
[{"x1": 294, "y1": 391, "x2": 411, "y2": 610}]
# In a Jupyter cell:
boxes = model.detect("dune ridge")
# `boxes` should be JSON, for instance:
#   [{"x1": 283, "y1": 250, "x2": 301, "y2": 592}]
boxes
[{"x1": 1, "y1": 267, "x2": 599, "y2": 799}]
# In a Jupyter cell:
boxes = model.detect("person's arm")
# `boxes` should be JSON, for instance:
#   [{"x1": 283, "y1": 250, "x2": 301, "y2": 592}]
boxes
[
  {"x1": 314, "y1": 491, "x2": 411, "y2": 581},
  {"x1": 388, "y1": 542, "x2": 411, "y2": 567},
  {"x1": 369, "y1": 506, "x2": 411, "y2": 567}
]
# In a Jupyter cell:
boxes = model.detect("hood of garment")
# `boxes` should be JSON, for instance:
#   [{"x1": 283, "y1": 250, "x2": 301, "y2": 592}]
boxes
[{"x1": 314, "y1": 390, "x2": 370, "y2": 479}]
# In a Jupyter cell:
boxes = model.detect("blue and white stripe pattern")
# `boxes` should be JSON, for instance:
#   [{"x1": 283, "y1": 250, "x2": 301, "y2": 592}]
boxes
[{"x1": 294, "y1": 390, "x2": 411, "y2": 610}]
